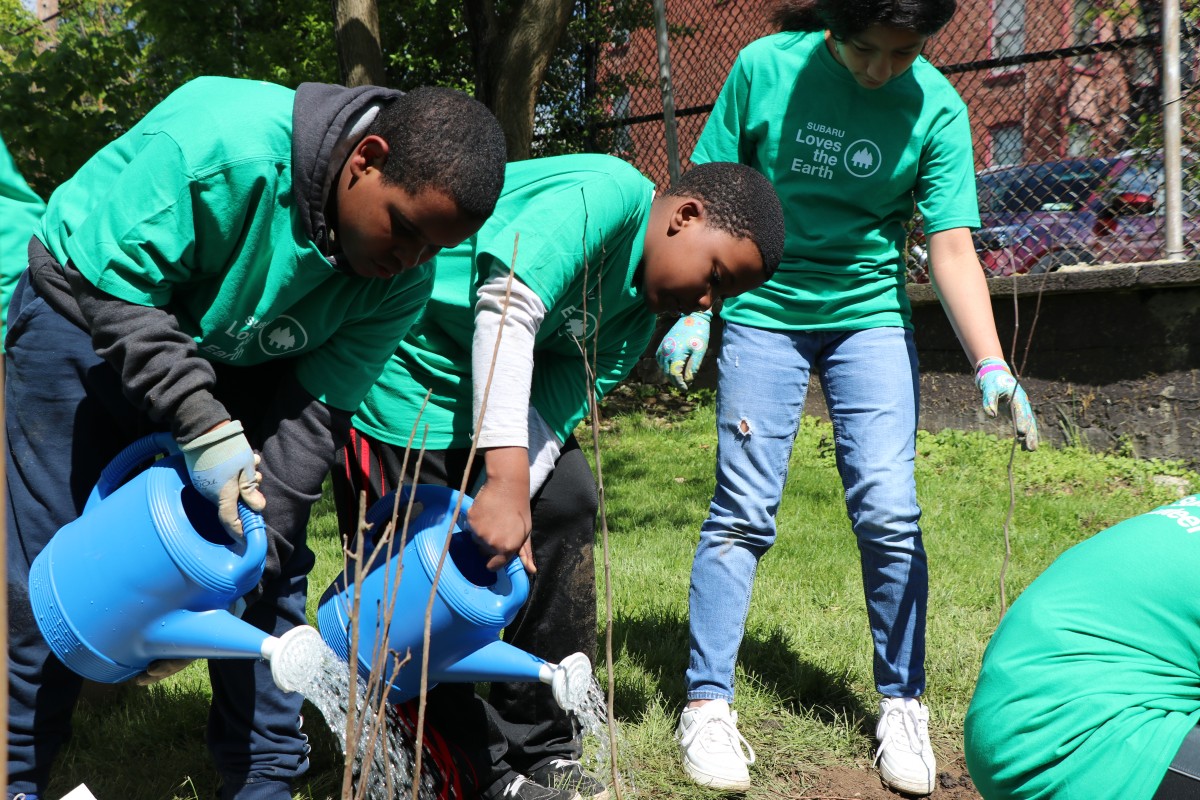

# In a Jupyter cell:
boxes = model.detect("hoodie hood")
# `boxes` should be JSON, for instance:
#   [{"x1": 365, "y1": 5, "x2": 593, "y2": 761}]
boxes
[{"x1": 292, "y1": 82, "x2": 403, "y2": 256}]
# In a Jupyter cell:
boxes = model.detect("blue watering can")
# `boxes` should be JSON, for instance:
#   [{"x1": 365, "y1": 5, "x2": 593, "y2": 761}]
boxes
[
  {"x1": 29, "y1": 433, "x2": 321, "y2": 690},
  {"x1": 317, "y1": 484, "x2": 592, "y2": 709}
]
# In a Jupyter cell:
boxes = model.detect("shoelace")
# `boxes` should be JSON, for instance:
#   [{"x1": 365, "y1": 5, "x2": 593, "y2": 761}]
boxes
[
  {"x1": 679, "y1": 710, "x2": 757, "y2": 765},
  {"x1": 874, "y1": 702, "x2": 929, "y2": 764}
]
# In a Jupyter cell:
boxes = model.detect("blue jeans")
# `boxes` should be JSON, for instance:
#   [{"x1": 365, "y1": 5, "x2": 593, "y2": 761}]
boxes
[
  {"x1": 686, "y1": 322, "x2": 927, "y2": 702},
  {"x1": 6, "y1": 269, "x2": 310, "y2": 800}
]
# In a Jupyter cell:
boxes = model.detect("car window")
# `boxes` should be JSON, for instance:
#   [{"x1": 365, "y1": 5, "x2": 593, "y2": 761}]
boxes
[
  {"x1": 1003, "y1": 163, "x2": 1110, "y2": 213},
  {"x1": 978, "y1": 175, "x2": 1005, "y2": 214},
  {"x1": 1113, "y1": 157, "x2": 1200, "y2": 215}
]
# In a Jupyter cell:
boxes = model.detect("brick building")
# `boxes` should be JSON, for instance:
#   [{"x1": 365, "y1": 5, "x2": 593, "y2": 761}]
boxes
[{"x1": 597, "y1": 0, "x2": 1196, "y2": 186}]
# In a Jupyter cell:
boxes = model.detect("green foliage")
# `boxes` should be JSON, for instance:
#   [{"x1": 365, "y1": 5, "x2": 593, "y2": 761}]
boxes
[
  {"x1": 914, "y1": 426, "x2": 1199, "y2": 502},
  {"x1": 133, "y1": 0, "x2": 338, "y2": 88},
  {"x1": 377, "y1": 0, "x2": 473, "y2": 91},
  {"x1": 0, "y1": 0, "x2": 341, "y2": 196},
  {"x1": 0, "y1": 0, "x2": 151, "y2": 197},
  {"x1": 0, "y1": 0, "x2": 475, "y2": 197}
]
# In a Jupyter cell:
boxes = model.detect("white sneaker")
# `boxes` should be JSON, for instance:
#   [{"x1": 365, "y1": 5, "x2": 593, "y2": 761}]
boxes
[
  {"x1": 676, "y1": 699, "x2": 756, "y2": 791},
  {"x1": 874, "y1": 697, "x2": 937, "y2": 796}
]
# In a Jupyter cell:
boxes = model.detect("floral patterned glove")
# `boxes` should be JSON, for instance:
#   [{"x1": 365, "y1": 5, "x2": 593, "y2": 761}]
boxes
[
  {"x1": 656, "y1": 311, "x2": 712, "y2": 390},
  {"x1": 976, "y1": 357, "x2": 1039, "y2": 451}
]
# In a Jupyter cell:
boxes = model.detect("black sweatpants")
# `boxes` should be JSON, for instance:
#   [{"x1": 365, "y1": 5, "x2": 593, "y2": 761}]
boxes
[
  {"x1": 1156, "y1": 725, "x2": 1200, "y2": 799},
  {"x1": 330, "y1": 427, "x2": 599, "y2": 796}
]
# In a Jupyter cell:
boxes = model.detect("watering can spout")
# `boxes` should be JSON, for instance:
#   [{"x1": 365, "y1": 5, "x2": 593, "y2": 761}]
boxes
[
  {"x1": 139, "y1": 614, "x2": 327, "y2": 697},
  {"x1": 424, "y1": 645, "x2": 593, "y2": 712},
  {"x1": 262, "y1": 625, "x2": 326, "y2": 694},
  {"x1": 428, "y1": 646, "x2": 593, "y2": 712},
  {"x1": 432, "y1": 640, "x2": 555, "y2": 685},
  {"x1": 141, "y1": 609, "x2": 273, "y2": 661}
]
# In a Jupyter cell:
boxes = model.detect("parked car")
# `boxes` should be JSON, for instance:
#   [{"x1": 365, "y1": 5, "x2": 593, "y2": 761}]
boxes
[{"x1": 972, "y1": 152, "x2": 1199, "y2": 277}]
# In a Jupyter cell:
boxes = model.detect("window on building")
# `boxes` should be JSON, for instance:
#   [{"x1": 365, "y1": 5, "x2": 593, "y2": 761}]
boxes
[
  {"x1": 991, "y1": 124, "x2": 1024, "y2": 166},
  {"x1": 1067, "y1": 122, "x2": 1094, "y2": 157},
  {"x1": 991, "y1": 0, "x2": 1026, "y2": 71},
  {"x1": 610, "y1": 91, "x2": 634, "y2": 158},
  {"x1": 1072, "y1": 0, "x2": 1101, "y2": 72}
]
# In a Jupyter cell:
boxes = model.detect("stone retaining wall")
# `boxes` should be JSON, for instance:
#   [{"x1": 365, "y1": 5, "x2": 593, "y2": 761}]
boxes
[{"x1": 633, "y1": 262, "x2": 1200, "y2": 465}]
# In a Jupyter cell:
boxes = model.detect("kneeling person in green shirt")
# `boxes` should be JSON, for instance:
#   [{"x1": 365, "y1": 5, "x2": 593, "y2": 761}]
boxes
[
  {"x1": 331, "y1": 153, "x2": 784, "y2": 800},
  {"x1": 965, "y1": 495, "x2": 1200, "y2": 800},
  {"x1": 6, "y1": 76, "x2": 507, "y2": 800}
]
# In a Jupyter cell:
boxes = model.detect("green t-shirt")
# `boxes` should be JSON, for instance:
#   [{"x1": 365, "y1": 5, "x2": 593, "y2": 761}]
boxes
[
  {"x1": 36, "y1": 76, "x2": 432, "y2": 412},
  {"x1": 692, "y1": 31, "x2": 980, "y2": 331},
  {"x1": 1, "y1": 134, "x2": 45, "y2": 351},
  {"x1": 353, "y1": 153, "x2": 656, "y2": 449},
  {"x1": 965, "y1": 496, "x2": 1200, "y2": 800}
]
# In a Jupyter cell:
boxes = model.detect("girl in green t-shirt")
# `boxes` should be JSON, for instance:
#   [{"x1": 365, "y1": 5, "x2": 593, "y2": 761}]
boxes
[{"x1": 658, "y1": 0, "x2": 1039, "y2": 796}]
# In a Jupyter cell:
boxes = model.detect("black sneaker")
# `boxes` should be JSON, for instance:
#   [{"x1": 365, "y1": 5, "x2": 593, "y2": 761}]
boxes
[
  {"x1": 488, "y1": 775, "x2": 578, "y2": 800},
  {"x1": 529, "y1": 759, "x2": 609, "y2": 800}
]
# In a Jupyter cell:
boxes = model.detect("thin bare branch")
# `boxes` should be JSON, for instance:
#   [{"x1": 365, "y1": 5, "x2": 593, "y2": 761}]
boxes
[
  {"x1": 569, "y1": 198, "x2": 622, "y2": 798},
  {"x1": 412, "y1": 233, "x2": 521, "y2": 800},
  {"x1": 998, "y1": 270, "x2": 1048, "y2": 620}
]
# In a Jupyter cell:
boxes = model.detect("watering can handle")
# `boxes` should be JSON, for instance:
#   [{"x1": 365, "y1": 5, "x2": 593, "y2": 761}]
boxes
[
  {"x1": 89, "y1": 432, "x2": 181, "y2": 504},
  {"x1": 236, "y1": 500, "x2": 268, "y2": 563},
  {"x1": 364, "y1": 483, "x2": 473, "y2": 545},
  {"x1": 85, "y1": 433, "x2": 267, "y2": 556}
]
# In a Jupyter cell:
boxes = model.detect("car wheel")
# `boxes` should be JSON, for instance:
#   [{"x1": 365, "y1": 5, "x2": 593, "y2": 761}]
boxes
[{"x1": 1029, "y1": 249, "x2": 1094, "y2": 274}]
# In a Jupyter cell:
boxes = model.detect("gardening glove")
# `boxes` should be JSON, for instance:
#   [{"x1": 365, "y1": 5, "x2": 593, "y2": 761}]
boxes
[
  {"x1": 656, "y1": 311, "x2": 712, "y2": 390},
  {"x1": 135, "y1": 658, "x2": 193, "y2": 686},
  {"x1": 976, "y1": 357, "x2": 1039, "y2": 451},
  {"x1": 180, "y1": 420, "x2": 266, "y2": 538}
]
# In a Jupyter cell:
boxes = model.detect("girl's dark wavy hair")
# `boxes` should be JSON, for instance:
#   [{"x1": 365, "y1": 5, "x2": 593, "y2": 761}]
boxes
[{"x1": 771, "y1": 0, "x2": 957, "y2": 39}]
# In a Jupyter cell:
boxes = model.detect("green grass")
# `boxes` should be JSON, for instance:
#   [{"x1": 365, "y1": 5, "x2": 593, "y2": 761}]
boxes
[{"x1": 48, "y1": 400, "x2": 1199, "y2": 799}]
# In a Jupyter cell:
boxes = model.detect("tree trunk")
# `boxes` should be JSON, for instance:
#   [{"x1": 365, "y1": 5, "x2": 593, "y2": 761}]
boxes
[
  {"x1": 331, "y1": 0, "x2": 387, "y2": 87},
  {"x1": 464, "y1": 0, "x2": 574, "y2": 160}
]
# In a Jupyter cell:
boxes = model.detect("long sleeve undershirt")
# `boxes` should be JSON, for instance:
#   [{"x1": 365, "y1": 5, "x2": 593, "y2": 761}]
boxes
[{"x1": 471, "y1": 269, "x2": 563, "y2": 495}]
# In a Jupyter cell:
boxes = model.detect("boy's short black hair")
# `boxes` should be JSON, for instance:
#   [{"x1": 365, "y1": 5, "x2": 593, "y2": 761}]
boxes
[
  {"x1": 368, "y1": 87, "x2": 508, "y2": 221},
  {"x1": 664, "y1": 162, "x2": 785, "y2": 278}
]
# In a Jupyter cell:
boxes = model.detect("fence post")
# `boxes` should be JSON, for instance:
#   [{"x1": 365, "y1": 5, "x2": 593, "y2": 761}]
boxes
[
  {"x1": 1163, "y1": 0, "x2": 1185, "y2": 261},
  {"x1": 652, "y1": 0, "x2": 681, "y2": 185}
]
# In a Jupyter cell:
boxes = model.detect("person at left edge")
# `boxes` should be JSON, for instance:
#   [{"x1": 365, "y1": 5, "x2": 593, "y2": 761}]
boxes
[
  {"x1": 0, "y1": 132, "x2": 45, "y2": 351},
  {"x1": 5, "y1": 76, "x2": 507, "y2": 800}
]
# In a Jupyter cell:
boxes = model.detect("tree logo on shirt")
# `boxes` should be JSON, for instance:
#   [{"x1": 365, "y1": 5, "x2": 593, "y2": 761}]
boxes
[
  {"x1": 259, "y1": 315, "x2": 308, "y2": 355},
  {"x1": 843, "y1": 139, "x2": 882, "y2": 178},
  {"x1": 559, "y1": 305, "x2": 598, "y2": 340}
]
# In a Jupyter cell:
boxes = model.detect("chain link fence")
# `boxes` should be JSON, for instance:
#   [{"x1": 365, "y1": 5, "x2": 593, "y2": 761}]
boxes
[{"x1": 583, "y1": 0, "x2": 1199, "y2": 279}]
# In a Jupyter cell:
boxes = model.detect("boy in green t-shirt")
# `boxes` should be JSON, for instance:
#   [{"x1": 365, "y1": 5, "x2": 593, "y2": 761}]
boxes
[
  {"x1": 966, "y1": 496, "x2": 1200, "y2": 800},
  {"x1": 6, "y1": 76, "x2": 507, "y2": 800},
  {"x1": 330, "y1": 153, "x2": 785, "y2": 800}
]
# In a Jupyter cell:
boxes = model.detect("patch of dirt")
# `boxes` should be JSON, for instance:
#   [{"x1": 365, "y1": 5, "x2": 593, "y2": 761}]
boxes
[
  {"x1": 791, "y1": 755, "x2": 981, "y2": 800},
  {"x1": 595, "y1": 382, "x2": 699, "y2": 428}
]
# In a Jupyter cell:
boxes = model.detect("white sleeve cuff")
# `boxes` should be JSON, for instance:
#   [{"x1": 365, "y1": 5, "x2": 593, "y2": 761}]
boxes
[{"x1": 527, "y1": 406, "x2": 563, "y2": 497}]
